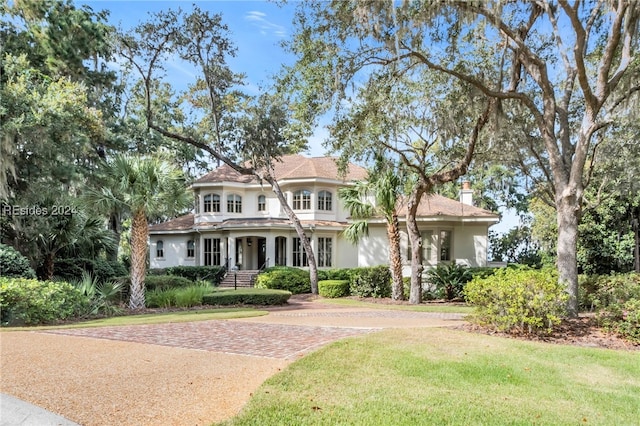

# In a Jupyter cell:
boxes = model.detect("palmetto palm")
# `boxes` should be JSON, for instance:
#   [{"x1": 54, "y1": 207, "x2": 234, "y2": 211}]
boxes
[
  {"x1": 339, "y1": 165, "x2": 404, "y2": 300},
  {"x1": 85, "y1": 154, "x2": 191, "y2": 309}
]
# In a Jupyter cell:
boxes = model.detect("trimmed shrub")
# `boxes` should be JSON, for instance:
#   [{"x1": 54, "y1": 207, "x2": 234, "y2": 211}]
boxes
[
  {"x1": 319, "y1": 280, "x2": 350, "y2": 298},
  {"x1": 147, "y1": 268, "x2": 168, "y2": 276},
  {"x1": 318, "y1": 268, "x2": 352, "y2": 281},
  {"x1": 0, "y1": 277, "x2": 88, "y2": 325},
  {"x1": 166, "y1": 266, "x2": 226, "y2": 285},
  {"x1": 349, "y1": 266, "x2": 391, "y2": 298},
  {"x1": 469, "y1": 267, "x2": 499, "y2": 280},
  {"x1": 202, "y1": 288, "x2": 291, "y2": 306},
  {"x1": 144, "y1": 275, "x2": 193, "y2": 291},
  {"x1": 255, "y1": 267, "x2": 310, "y2": 294},
  {"x1": 464, "y1": 268, "x2": 568, "y2": 335},
  {"x1": 597, "y1": 298, "x2": 640, "y2": 343},
  {"x1": 0, "y1": 244, "x2": 36, "y2": 279},
  {"x1": 426, "y1": 262, "x2": 472, "y2": 300},
  {"x1": 145, "y1": 287, "x2": 178, "y2": 308}
]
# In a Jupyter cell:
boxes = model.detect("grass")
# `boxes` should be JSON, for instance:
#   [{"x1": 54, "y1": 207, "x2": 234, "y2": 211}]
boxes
[
  {"x1": 0, "y1": 308, "x2": 268, "y2": 331},
  {"x1": 218, "y1": 328, "x2": 640, "y2": 425},
  {"x1": 320, "y1": 297, "x2": 474, "y2": 314}
]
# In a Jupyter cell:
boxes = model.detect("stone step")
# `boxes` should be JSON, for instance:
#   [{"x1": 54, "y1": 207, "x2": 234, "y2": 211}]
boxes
[{"x1": 218, "y1": 270, "x2": 260, "y2": 288}]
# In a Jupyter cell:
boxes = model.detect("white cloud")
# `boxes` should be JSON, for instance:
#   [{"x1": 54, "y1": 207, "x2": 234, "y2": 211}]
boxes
[{"x1": 244, "y1": 10, "x2": 287, "y2": 38}]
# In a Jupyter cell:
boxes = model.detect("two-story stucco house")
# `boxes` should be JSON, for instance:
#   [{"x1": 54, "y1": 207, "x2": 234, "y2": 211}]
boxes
[{"x1": 148, "y1": 155, "x2": 499, "y2": 274}]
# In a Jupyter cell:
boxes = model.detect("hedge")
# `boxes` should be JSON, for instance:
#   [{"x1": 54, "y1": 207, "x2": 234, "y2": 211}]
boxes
[
  {"x1": 318, "y1": 280, "x2": 350, "y2": 298},
  {"x1": 166, "y1": 266, "x2": 225, "y2": 285},
  {"x1": 202, "y1": 288, "x2": 291, "y2": 306},
  {"x1": 0, "y1": 277, "x2": 88, "y2": 325},
  {"x1": 255, "y1": 267, "x2": 310, "y2": 294},
  {"x1": 465, "y1": 268, "x2": 567, "y2": 334},
  {"x1": 53, "y1": 257, "x2": 127, "y2": 283},
  {"x1": 349, "y1": 266, "x2": 391, "y2": 298}
]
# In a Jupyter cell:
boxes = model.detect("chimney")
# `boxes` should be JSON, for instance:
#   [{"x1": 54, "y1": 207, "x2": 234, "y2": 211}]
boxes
[{"x1": 460, "y1": 181, "x2": 473, "y2": 206}]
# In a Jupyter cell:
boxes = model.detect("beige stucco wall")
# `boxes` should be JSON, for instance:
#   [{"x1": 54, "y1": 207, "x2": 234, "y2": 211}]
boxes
[{"x1": 150, "y1": 235, "x2": 196, "y2": 269}]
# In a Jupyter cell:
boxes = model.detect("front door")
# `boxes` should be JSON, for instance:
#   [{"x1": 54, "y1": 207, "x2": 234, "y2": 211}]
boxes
[{"x1": 258, "y1": 237, "x2": 266, "y2": 269}]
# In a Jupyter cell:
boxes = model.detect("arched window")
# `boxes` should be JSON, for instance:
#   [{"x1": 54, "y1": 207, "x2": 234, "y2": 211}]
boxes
[
  {"x1": 156, "y1": 240, "x2": 164, "y2": 258},
  {"x1": 293, "y1": 189, "x2": 311, "y2": 210},
  {"x1": 317, "y1": 190, "x2": 332, "y2": 211},
  {"x1": 227, "y1": 194, "x2": 242, "y2": 213},
  {"x1": 257, "y1": 195, "x2": 266, "y2": 212},
  {"x1": 187, "y1": 240, "x2": 195, "y2": 258},
  {"x1": 203, "y1": 194, "x2": 220, "y2": 213}
]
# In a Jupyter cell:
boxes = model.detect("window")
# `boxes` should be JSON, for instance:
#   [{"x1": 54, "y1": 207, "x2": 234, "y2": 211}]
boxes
[
  {"x1": 204, "y1": 238, "x2": 221, "y2": 266},
  {"x1": 293, "y1": 190, "x2": 311, "y2": 210},
  {"x1": 293, "y1": 237, "x2": 308, "y2": 267},
  {"x1": 317, "y1": 237, "x2": 332, "y2": 267},
  {"x1": 227, "y1": 194, "x2": 242, "y2": 213},
  {"x1": 203, "y1": 194, "x2": 220, "y2": 213},
  {"x1": 421, "y1": 231, "x2": 433, "y2": 263},
  {"x1": 258, "y1": 195, "x2": 266, "y2": 212},
  {"x1": 317, "y1": 191, "x2": 332, "y2": 211},
  {"x1": 187, "y1": 240, "x2": 195, "y2": 258},
  {"x1": 440, "y1": 230, "x2": 452, "y2": 261},
  {"x1": 156, "y1": 240, "x2": 164, "y2": 258}
]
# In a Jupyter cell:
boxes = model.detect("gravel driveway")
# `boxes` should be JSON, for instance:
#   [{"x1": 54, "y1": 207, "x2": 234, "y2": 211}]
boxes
[{"x1": 0, "y1": 300, "x2": 464, "y2": 425}]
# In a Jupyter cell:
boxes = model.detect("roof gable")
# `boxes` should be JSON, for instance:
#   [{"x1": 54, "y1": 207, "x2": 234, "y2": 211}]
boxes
[{"x1": 397, "y1": 193, "x2": 498, "y2": 218}]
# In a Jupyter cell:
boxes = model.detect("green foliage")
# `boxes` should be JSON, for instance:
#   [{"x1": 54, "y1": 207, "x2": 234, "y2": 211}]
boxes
[
  {"x1": 349, "y1": 266, "x2": 391, "y2": 298},
  {"x1": 165, "y1": 266, "x2": 225, "y2": 285},
  {"x1": 318, "y1": 280, "x2": 350, "y2": 298},
  {"x1": 317, "y1": 268, "x2": 352, "y2": 281},
  {"x1": 464, "y1": 268, "x2": 568, "y2": 334},
  {"x1": 586, "y1": 273, "x2": 640, "y2": 343},
  {"x1": 71, "y1": 272, "x2": 123, "y2": 316},
  {"x1": 145, "y1": 282, "x2": 211, "y2": 309},
  {"x1": 0, "y1": 277, "x2": 88, "y2": 325},
  {"x1": 202, "y1": 289, "x2": 292, "y2": 306},
  {"x1": 114, "y1": 275, "x2": 193, "y2": 293},
  {"x1": 54, "y1": 257, "x2": 127, "y2": 283},
  {"x1": 426, "y1": 262, "x2": 473, "y2": 301},
  {"x1": 0, "y1": 243, "x2": 36, "y2": 278},
  {"x1": 255, "y1": 267, "x2": 310, "y2": 294},
  {"x1": 488, "y1": 226, "x2": 541, "y2": 267}
]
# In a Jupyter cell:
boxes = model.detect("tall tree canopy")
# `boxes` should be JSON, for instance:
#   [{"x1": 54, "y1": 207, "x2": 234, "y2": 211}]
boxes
[{"x1": 283, "y1": 0, "x2": 640, "y2": 313}]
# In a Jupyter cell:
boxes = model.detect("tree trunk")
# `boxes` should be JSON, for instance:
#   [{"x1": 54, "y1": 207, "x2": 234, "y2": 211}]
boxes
[
  {"x1": 265, "y1": 175, "x2": 319, "y2": 294},
  {"x1": 388, "y1": 214, "x2": 404, "y2": 300},
  {"x1": 633, "y1": 214, "x2": 639, "y2": 273},
  {"x1": 129, "y1": 209, "x2": 148, "y2": 309},
  {"x1": 44, "y1": 252, "x2": 55, "y2": 280},
  {"x1": 407, "y1": 186, "x2": 426, "y2": 304},
  {"x1": 107, "y1": 212, "x2": 122, "y2": 262},
  {"x1": 556, "y1": 193, "x2": 581, "y2": 317}
]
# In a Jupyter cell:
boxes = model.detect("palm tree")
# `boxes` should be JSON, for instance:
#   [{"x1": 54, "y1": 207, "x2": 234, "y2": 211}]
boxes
[
  {"x1": 339, "y1": 162, "x2": 404, "y2": 300},
  {"x1": 85, "y1": 154, "x2": 191, "y2": 309}
]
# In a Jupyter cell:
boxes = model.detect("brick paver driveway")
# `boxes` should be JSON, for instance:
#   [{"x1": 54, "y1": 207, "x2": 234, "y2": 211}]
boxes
[{"x1": 45, "y1": 299, "x2": 466, "y2": 360}]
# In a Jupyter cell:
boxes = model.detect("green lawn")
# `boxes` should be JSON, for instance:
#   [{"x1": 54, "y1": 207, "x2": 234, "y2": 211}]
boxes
[
  {"x1": 320, "y1": 297, "x2": 474, "y2": 314},
  {"x1": 0, "y1": 308, "x2": 267, "y2": 331},
  {"x1": 219, "y1": 328, "x2": 640, "y2": 425}
]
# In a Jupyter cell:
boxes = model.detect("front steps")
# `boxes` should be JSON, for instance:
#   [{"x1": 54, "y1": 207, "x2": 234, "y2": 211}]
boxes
[{"x1": 218, "y1": 269, "x2": 260, "y2": 288}]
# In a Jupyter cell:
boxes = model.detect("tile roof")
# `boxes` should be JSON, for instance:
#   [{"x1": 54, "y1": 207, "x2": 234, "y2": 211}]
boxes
[
  {"x1": 396, "y1": 193, "x2": 498, "y2": 218},
  {"x1": 149, "y1": 214, "x2": 195, "y2": 232},
  {"x1": 193, "y1": 155, "x2": 368, "y2": 184}
]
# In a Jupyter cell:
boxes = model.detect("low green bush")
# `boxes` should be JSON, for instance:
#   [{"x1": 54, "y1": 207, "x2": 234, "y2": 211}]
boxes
[
  {"x1": 318, "y1": 268, "x2": 352, "y2": 281},
  {"x1": 587, "y1": 272, "x2": 640, "y2": 343},
  {"x1": 469, "y1": 267, "x2": 499, "y2": 280},
  {"x1": 145, "y1": 287, "x2": 177, "y2": 308},
  {"x1": 202, "y1": 288, "x2": 291, "y2": 306},
  {"x1": 144, "y1": 275, "x2": 193, "y2": 290},
  {"x1": 0, "y1": 243, "x2": 36, "y2": 279},
  {"x1": 146, "y1": 282, "x2": 214, "y2": 308},
  {"x1": 349, "y1": 266, "x2": 391, "y2": 298},
  {"x1": 319, "y1": 280, "x2": 350, "y2": 298},
  {"x1": 0, "y1": 277, "x2": 88, "y2": 325},
  {"x1": 426, "y1": 262, "x2": 472, "y2": 300},
  {"x1": 166, "y1": 266, "x2": 226, "y2": 285},
  {"x1": 255, "y1": 267, "x2": 310, "y2": 294},
  {"x1": 464, "y1": 268, "x2": 568, "y2": 335}
]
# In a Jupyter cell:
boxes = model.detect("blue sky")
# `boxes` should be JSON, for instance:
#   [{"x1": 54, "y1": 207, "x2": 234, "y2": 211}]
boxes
[
  {"x1": 77, "y1": 1, "x2": 518, "y2": 233},
  {"x1": 79, "y1": 1, "x2": 329, "y2": 156}
]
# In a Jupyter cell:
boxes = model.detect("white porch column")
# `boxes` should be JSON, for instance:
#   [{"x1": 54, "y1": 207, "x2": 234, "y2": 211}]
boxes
[
  {"x1": 228, "y1": 236, "x2": 236, "y2": 268},
  {"x1": 265, "y1": 234, "x2": 275, "y2": 268},
  {"x1": 287, "y1": 234, "x2": 294, "y2": 267}
]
